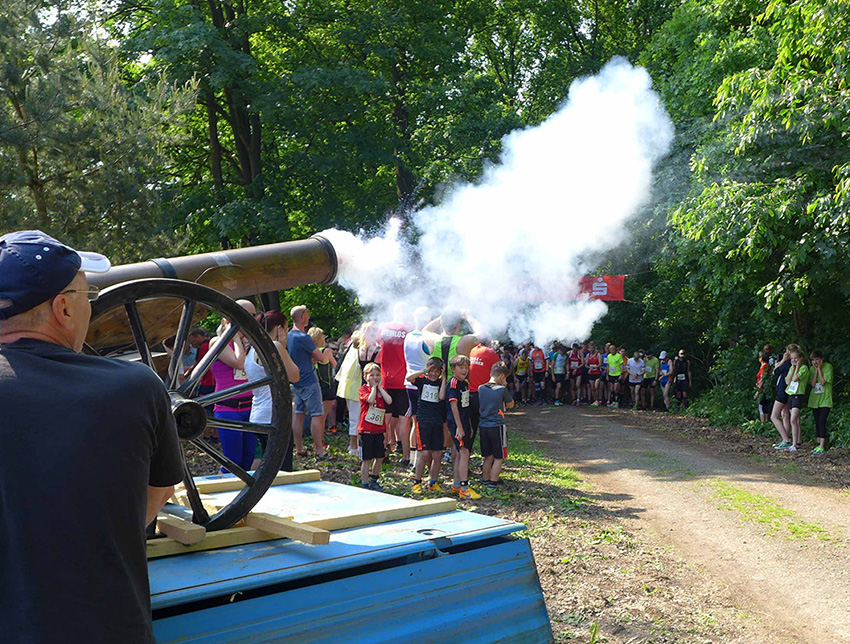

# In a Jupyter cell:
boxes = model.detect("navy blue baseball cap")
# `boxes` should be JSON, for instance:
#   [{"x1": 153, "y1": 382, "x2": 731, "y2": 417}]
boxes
[{"x1": 0, "y1": 230, "x2": 111, "y2": 320}]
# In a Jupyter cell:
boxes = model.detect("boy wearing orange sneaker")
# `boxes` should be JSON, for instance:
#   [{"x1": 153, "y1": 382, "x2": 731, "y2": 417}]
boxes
[{"x1": 447, "y1": 355, "x2": 480, "y2": 499}]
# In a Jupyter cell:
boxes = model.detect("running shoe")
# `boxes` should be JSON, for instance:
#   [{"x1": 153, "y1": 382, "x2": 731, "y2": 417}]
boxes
[
  {"x1": 612, "y1": 402, "x2": 619, "y2": 409},
  {"x1": 451, "y1": 486, "x2": 462, "y2": 495},
  {"x1": 554, "y1": 400, "x2": 562, "y2": 406},
  {"x1": 773, "y1": 441, "x2": 791, "y2": 450},
  {"x1": 428, "y1": 481, "x2": 444, "y2": 493},
  {"x1": 591, "y1": 401, "x2": 600, "y2": 407},
  {"x1": 370, "y1": 480, "x2": 385, "y2": 492},
  {"x1": 812, "y1": 446, "x2": 825, "y2": 455},
  {"x1": 412, "y1": 482, "x2": 424, "y2": 494},
  {"x1": 784, "y1": 445, "x2": 797, "y2": 452},
  {"x1": 458, "y1": 487, "x2": 482, "y2": 500}
]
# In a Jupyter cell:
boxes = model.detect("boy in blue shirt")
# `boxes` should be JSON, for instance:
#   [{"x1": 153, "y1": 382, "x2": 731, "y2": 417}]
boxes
[{"x1": 477, "y1": 362, "x2": 515, "y2": 489}]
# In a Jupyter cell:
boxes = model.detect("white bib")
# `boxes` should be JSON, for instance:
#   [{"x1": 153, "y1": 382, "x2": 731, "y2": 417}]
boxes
[
  {"x1": 787, "y1": 381, "x2": 799, "y2": 395},
  {"x1": 365, "y1": 405, "x2": 385, "y2": 425},
  {"x1": 814, "y1": 383, "x2": 825, "y2": 395},
  {"x1": 534, "y1": 360, "x2": 544, "y2": 370},
  {"x1": 421, "y1": 383, "x2": 441, "y2": 403},
  {"x1": 676, "y1": 373, "x2": 686, "y2": 381},
  {"x1": 233, "y1": 368, "x2": 248, "y2": 381}
]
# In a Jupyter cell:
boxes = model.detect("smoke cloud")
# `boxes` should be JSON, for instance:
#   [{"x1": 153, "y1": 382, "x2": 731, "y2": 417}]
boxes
[{"x1": 322, "y1": 58, "x2": 673, "y2": 344}]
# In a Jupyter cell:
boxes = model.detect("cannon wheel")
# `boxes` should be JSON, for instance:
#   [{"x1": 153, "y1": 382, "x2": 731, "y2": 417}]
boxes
[{"x1": 88, "y1": 278, "x2": 291, "y2": 531}]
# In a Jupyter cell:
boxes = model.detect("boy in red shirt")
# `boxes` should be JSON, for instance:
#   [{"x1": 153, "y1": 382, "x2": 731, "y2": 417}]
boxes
[{"x1": 359, "y1": 363, "x2": 392, "y2": 491}]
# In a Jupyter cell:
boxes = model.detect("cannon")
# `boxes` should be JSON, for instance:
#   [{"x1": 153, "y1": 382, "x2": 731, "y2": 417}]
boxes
[{"x1": 84, "y1": 235, "x2": 338, "y2": 531}]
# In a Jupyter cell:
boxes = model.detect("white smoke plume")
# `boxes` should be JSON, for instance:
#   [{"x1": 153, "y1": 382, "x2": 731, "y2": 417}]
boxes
[{"x1": 322, "y1": 58, "x2": 673, "y2": 344}]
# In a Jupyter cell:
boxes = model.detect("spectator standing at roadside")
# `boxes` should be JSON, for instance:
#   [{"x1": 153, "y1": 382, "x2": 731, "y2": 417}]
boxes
[
  {"x1": 770, "y1": 345, "x2": 796, "y2": 449},
  {"x1": 308, "y1": 326, "x2": 338, "y2": 436},
  {"x1": 287, "y1": 305, "x2": 329, "y2": 459},
  {"x1": 783, "y1": 348, "x2": 809, "y2": 452},
  {"x1": 808, "y1": 350, "x2": 833, "y2": 454},
  {"x1": 755, "y1": 351, "x2": 773, "y2": 423}
]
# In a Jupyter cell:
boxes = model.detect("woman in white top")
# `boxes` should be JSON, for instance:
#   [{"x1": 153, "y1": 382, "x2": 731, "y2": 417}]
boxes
[{"x1": 246, "y1": 311, "x2": 300, "y2": 470}]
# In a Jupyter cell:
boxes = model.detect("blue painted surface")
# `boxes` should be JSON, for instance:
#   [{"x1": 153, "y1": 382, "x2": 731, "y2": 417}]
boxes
[{"x1": 153, "y1": 538, "x2": 553, "y2": 644}]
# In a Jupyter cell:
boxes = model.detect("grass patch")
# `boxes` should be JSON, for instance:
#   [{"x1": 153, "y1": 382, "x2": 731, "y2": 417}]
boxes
[
  {"x1": 708, "y1": 480, "x2": 831, "y2": 540},
  {"x1": 508, "y1": 435, "x2": 583, "y2": 488}
]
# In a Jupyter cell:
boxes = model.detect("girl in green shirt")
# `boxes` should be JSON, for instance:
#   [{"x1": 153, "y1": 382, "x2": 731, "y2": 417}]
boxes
[
  {"x1": 784, "y1": 349, "x2": 809, "y2": 452},
  {"x1": 808, "y1": 350, "x2": 833, "y2": 454}
]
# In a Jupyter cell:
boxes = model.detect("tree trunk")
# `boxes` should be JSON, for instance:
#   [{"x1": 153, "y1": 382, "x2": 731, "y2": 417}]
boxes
[
  {"x1": 391, "y1": 62, "x2": 415, "y2": 210},
  {"x1": 206, "y1": 91, "x2": 224, "y2": 190}
]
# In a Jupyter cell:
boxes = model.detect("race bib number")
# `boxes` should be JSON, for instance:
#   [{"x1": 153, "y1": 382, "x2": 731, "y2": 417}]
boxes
[
  {"x1": 422, "y1": 383, "x2": 441, "y2": 403},
  {"x1": 233, "y1": 368, "x2": 248, "y2": 381},
  {"x1": 534, "y1": 360, "x2": 544, "y2": 370},
  {"x1": 814, "y1": 383, "x2": 825, "y2": 395},
  {"x1": 461, "y1": 389, "x2": 470, "y2": 407},
  {"x1": 676, "y1": 373, "x2": 686, "y2": 381},
  {"x1": 365, "y1": 405, "x2": 385, "y2": 425},
  {"x1": 570, "y1": 361, "x2": 580, "y2": 370},
  {"x1": 787, "y1": 381, "x2": 799, "y2": 395}
]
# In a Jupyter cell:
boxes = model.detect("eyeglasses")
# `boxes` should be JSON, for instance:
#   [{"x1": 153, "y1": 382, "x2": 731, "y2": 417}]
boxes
[{"x1": 60, "y1": 285, "x2": 100, "y2": 302}]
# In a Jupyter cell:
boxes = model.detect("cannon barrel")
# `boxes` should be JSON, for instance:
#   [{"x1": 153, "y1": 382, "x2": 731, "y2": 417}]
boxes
[{"x1": 87, "y1": 235, "x2": 338, "y2": 299}]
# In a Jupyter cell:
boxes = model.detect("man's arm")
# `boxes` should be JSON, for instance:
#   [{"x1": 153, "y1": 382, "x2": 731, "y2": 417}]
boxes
[
  {"x1": 423, "y1": 316, "x2": 442, "y2": 333},
  {"x1": 147, "y1": 485, "x2": 175, "y2": 526}
]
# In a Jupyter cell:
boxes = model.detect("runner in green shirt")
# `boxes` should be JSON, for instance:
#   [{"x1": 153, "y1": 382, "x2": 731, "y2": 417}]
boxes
[
  {"x1": 643, "y1": 349, "x2": 660, "y2": 410},
  {"x1": 606, "y1": 346, "x2": 624, "y2": 408},
  {"x1": 808, "y1": 350, "x2": 833, "y2": 454}
]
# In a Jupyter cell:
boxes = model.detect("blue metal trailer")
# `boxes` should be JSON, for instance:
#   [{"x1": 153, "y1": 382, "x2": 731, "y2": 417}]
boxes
[{"x1": 151, "y1": 480, "x2": 553, "y2": 643}]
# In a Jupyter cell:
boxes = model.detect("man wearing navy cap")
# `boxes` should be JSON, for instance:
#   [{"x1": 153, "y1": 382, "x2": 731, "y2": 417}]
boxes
[{"x1": 0, "y1": 231, "x2": 184, "y2": 643}]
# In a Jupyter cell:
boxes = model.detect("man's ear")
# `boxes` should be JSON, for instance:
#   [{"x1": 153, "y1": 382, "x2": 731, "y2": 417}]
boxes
[{"x1": 50, "y1": 295, "x2": 73, "y2": 330}]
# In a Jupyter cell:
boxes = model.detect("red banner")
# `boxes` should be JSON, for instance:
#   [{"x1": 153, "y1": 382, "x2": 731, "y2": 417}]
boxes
[{"x1": 578, "y1": 275, "x2": 625, "y2": 301}]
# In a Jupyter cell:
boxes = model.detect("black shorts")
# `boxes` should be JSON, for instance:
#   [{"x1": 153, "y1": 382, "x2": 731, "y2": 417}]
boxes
[
  {"x1": 407, "y1": 389, "x2": 419, "y2": 417},
  {"x1": 569, "y1": 372, "x2": 581, "y2": 380},
  {"x1": 775, "y1": 388, "x2": 789, "y2": 404},
  {"x1": 319, "y1": 381, "x2": 336, "y2": 402},
  {"x1": 587, "y1": 373, "x2": 600, "y2": 381},
  {"x1": 788, "y1": 394, "x2": 806, "y2": 410},
  {"x1": 506, "y1": 374, "x2": 515, "y2": 384},
  {"x1": 451, "y1": 425, "x2": 474, "y2": 452},
  {"x1": 480, "y1": 425, "x2": 507, "y2": 460},
  {"x1": 642, "y1": 378, "x2": 656, "y2": 388},
  {"x1": 516, "y1": 374, "x2": 528, "y2": 383},
  {"x1": 674, "y1": 377, "x2": 689, "y2": 392},
  {"x1": 359, "y1": 433, "x2": 386, "y2": 461},
  {"x1": 415, "y1": 422, "x2": 444, "y2": 452},
  {"x1": 554, "y1": 373, "x2": 566, "y2": 384},
  {"x1": 608, "y1": 374, "x2": 620, "y2": 384},
  {"x1": 629, "y1": 380, "x2": 643, "y2": 388},
  {"x1": 385, "y1": 388, "x2": 411, "y2": 417},
  {"x1": 533, "y1": 372, "x2": 546, "y2": 383}
]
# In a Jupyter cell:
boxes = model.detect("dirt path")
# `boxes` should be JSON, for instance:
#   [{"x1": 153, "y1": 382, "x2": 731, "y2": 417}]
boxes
[{"x1": 515, "y1": 405, "x2": 850, "y2": 643}]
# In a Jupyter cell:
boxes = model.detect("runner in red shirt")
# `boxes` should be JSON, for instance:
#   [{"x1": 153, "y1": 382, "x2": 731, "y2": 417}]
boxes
[
  {"x1": 359, "y1": 363, "x2": 391, "y2": 490},
  {"x1": 567, "y1": 344, "x2": 584, "y2": 406},
  {"x1": 469, "y1": 341, "x2": 500, "y2": 455},
  {"x1": 530, "y1": 346, "x2": 547, "y2": 405},
  {"x1": 379, "y1": 304, "x2": 412, "y2": 465},
  {"x1": 586, "y1": 346, "x2": 603, "y2": 406}
]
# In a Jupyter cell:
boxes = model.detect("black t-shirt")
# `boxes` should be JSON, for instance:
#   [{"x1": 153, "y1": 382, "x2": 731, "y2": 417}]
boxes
[
  {"x1": 414, "y1": 375, "x2": 446, "y2": 427},
  {"x1": 0, "y1": 339, "x2": 183, "y2": 643},
  {"x1": 447, "y1": 376, "x2": 471, "y2": 431},
  {"x1": 774, "y1": 359, "x2": 791, "y2": 397}
]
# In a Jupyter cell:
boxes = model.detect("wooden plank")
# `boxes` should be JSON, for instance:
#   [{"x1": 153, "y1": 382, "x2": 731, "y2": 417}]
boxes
[
  {"x1": 156, "y1": 514, "x2": 207, "y2": 545},
  {"x1": 307, "y1": 498, "x2": 457, "y2": 531},
  {"x1": 147, "y1": 497, "x2": 457, "y2": 559},
  {"x1": 244, "y1": 513, "x2": 330, "y2": 545},
  {"x1": 175, "y1": 470, "x2": 321, "y2": 495}
]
